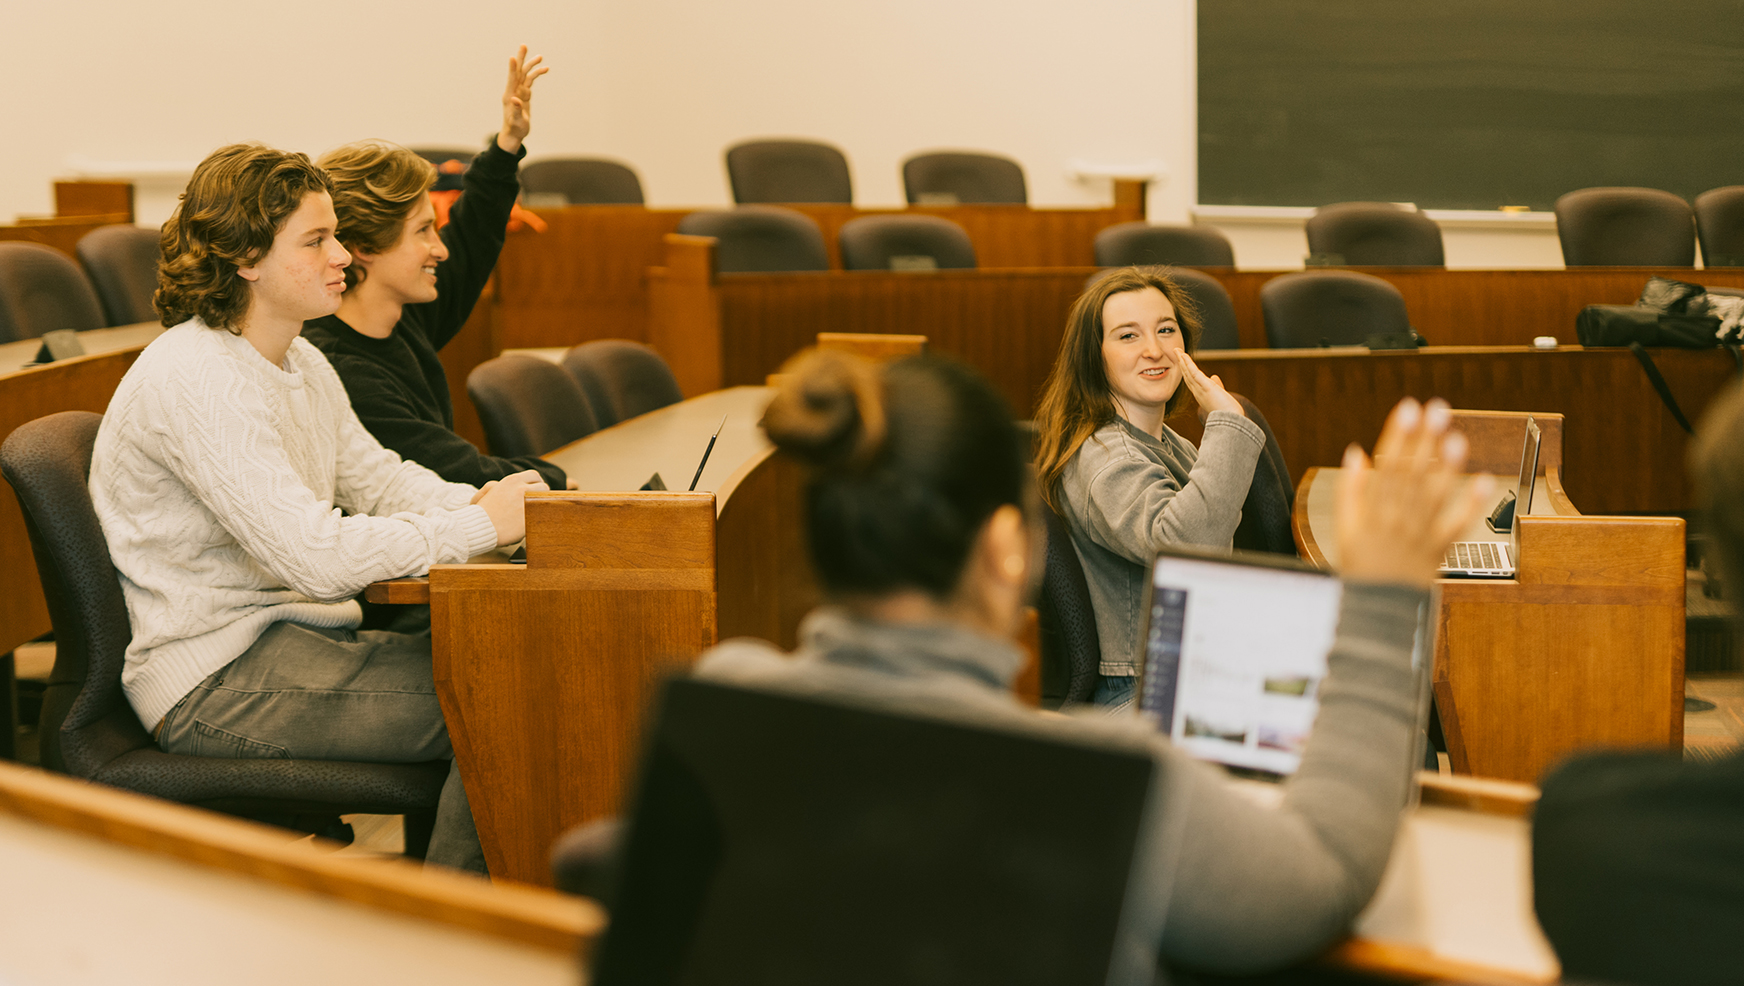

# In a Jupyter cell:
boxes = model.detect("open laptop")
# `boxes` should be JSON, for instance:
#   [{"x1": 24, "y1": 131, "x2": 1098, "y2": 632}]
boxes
[
  {"x1": 591, "y1": 678, "x2": 1160, "y2": 986},
  {"x1": 1438, "y1": 416, "x2": 1541, "y2": 578},
  {"x1": 1136, "y1": 546, "x2": 1433, "y2": 779}
]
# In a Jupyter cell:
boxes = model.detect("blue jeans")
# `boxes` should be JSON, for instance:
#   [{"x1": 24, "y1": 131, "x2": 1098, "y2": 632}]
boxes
[
  {"x1": 157, "y1": 621, "x2": 485, "y2": 874},
  {"x1": 1093, "y1": 674, "x2": 1136, "y2": 715}
]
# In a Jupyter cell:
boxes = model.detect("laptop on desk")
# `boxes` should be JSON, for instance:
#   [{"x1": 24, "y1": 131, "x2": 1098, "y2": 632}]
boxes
[{"x1": 1438, "y1": 416, "x2": 1541, "y2": 578}]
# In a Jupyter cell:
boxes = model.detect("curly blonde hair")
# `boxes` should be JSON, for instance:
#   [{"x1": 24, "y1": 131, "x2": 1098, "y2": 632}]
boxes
[
  {"x1": 154, "y1": 144, "x2": 334, "y2": 333},
  {"x1": 317, "y1": 140, "x2": 438, "y2": 290}
]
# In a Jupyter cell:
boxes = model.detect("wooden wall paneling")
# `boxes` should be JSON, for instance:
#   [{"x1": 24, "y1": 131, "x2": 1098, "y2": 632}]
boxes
[
  {"x1": 429, "y1": 493, "x2": 719, "y2": 885},
  {"x1": 646, "y1": 234, "x2": 725, "y2": 396},
  {"x1": 1445, "y1": 410, "x2": 1563, "y2": 477},
  {"x1": 0, "y1": 214, "x2": 133, "y2": 258},
  {"x1": 492, "y1": 207, "x2": 688, "y2": 350},
  {"x1": 439, "y1": 282, "x2": 496, "y2": 450},
  {"x1": 52, "y1": 181, "x2": 135, "y2": 221}
]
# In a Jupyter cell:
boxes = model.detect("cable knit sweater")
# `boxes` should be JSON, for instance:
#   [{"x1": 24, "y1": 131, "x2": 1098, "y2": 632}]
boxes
[{"x1": 90, "y1": 319, "x2": 500, "y2": 727}]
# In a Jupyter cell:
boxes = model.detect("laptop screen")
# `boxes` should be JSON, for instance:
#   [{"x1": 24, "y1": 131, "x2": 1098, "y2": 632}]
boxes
[
  {"x1": 1136, "y1": 550, "x2": 1342, "y2": 776},
  {"x1": 1507, "y1": 417, "x2": 1542, "y2": 558}
]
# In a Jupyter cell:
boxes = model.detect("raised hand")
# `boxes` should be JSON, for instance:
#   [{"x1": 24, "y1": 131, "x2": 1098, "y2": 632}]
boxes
[
  {"x1": 496, "y1": 45, "x2": 549, "y2": 154},
  {"x1": 1174, "y1": 349, "x2": 1245, "y2": 422},
  {"x1": 1335, "y1": 398, "x2": 1495, "y2": 588}
]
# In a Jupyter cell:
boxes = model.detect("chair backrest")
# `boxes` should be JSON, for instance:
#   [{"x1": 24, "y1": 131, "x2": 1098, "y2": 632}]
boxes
[
  {"x1": 0, "y1": 242, "x2": 107, "y2": 343},
  {"x1": 1306, "y1": 202, "x2": 1445, "y2": 266},
  {"x1": 560, "y1": 340, "x2": 684, "y2": 428},
  {"x1": 0, "y1": 411, "x2": 145, "y2": 776},
  {"x1": 1693, "y1": 186, "x2": 1744, "y2": 267},
  {"x1": 1229, "y1": 394, "x2": 1296, "y2": 556},
  {"x1": 76, "y1": 224, "x2": 161, "y2": 326},
  {"x1": 1036, "y1": 506, "x2": 1102, "y2": 708},
  {"x1": 467, "y1": 355, "x2": 600, "y2": 458},
  {"x1": 520, "y1": 158, "x2": 645, "y2": 205},
  {"x1": 1554, "y1": 187, "x2": 1696, "y2": 267},
  {"x1": 675, "y1": 207, "x2": 830, "y2": 273},
  {"x1": 1094, "y1": 222, "x2": 1235, "y2": 268},
  {"x1": 1082, "y1": 267, "x2": 1242, "y2": 350},
  {"x1": 725, "y1": 139, "x2": 853, "y2": 204},
  {"x1": 1259, "y1": 270, "x2": 1411, "y2": 348},
  {"x1": 837, "y1": 215, "x2": 976, "y2": 271},
  {"x1": 901, "y1": 152, "x2": 1027, "y2": 205}
]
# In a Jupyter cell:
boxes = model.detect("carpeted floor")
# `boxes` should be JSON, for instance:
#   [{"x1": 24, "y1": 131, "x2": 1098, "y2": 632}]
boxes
[{"x1": 1684, "y1": 673, "x2": 1744, "y2": 762}]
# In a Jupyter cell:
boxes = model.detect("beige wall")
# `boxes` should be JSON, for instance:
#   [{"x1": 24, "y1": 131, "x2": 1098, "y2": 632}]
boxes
[{"x1": 0, "y1": 0, "x2": 1197, "y2": 226}]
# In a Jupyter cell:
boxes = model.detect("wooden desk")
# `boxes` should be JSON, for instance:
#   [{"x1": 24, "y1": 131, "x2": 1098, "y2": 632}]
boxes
[
  {"x1": 373, "y1": 387, "x2": 816, "y2": 885},
  {"x1": 0, "y1": 214, "x2": 134, "y2": 258},
  {"x1": 0, "y1": 322, "x2": 162, "y2": 654},
  {"x1": 1293, "y1": 422, "x2": 1684, "y2": 783},
  {"x1": 492, "y1": 182, "x2": 1144, "y2": 351}
]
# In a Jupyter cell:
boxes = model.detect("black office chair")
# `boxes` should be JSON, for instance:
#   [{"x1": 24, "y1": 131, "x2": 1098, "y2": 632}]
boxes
[
  {"x1": 1554, "y1": 187, "x2": 1696, "y2": 267},
  {"x1": 1036, "y1": 506, "x2": 1102, "y2": 709},
  {"x1": 838, "y1": 215, "x2": 976, "y2": 271},
  {"x1": 1094, "y1": 222, "x2": 1235, "y2": 268},
  {"x1": 467, "y1": 355, "x2": 601, "y2": 458},
  {"x1": 1082, "y1": 267, "x2": 1241, "y2": 350},
  {"x1": 1230, "y1": 394, "x2": 1296, "y2": 557},
  {"x1": 1306, "y1": 202, "x2": 1445, "y2": 266},
  {"x1": 725, "y1": 139, "x2": 853, "y2": 204},
  {"x1": 0, "y1": 411, "x2": 445, "y2": 852},
  {"x1": 1259, "y1": 270, "x2": 1411, "y2": 348},
  {"x1": 76, "y1": 224, "x2": 161, "y2": 326},
  {"x1": 1694, "y1": 186, "x2": 1744, "y2": 267},
  {"x1": 520, "y1": 158, "x2": 645, "y2": 205},
  {"x1": 901, "y1": 151, "x2": 1027, "y2": 205},
  {"x1": 675, "y1": 207, "x2": 831, "y2": 273},
  {"x1": 0, "y1": 242, "x2": 107, "y2": 343},
  {"x1": 560, "y1": 340, "x2": 684, "y2": 428}
]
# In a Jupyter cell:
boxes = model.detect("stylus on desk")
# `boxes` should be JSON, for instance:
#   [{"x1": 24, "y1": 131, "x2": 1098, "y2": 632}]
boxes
[{"x1": 689, "y1": 415, "x2": 728, "y2": 491}]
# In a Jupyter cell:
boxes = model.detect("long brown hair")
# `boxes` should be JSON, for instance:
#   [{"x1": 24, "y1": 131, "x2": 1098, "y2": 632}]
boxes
[{"x1": 1033, "y1": 266, "x2": 1203, "y2": 513}]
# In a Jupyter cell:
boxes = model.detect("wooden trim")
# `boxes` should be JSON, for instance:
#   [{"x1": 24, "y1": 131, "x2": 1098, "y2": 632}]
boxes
[
  {"x1": 0, "y1": 213, "x2": 133, "y2": 258},
  {"x1": 0, "y1": 760, "x2": 602, "y2": 954},
  {"x1": 816, "y1": 332, "x2": 928, "y2": 361},
  {"x1": 646, "y1": 234, "x2": 722, "y2": 396},
  {"x1": 1293, "y1": 467, "x2": 1326, "y2": 568},
  {"x1": 53, "y1": 181, "x2": 134, "y2": 221},
  {"x1": 1416, "y1": 770, "x2": 1540, "y2": 818},
  {"x1": 1323, "y1": 937, "x2": 1556, "y2": 985},
  {"x1": 1543, "y1": 467, "x2": 1579, "y2": 516}
]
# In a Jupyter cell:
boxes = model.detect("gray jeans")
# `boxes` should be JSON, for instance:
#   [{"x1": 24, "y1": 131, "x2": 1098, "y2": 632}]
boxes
[{"x1": 157, "y1": 621, "x2": 486, "y2": 874}]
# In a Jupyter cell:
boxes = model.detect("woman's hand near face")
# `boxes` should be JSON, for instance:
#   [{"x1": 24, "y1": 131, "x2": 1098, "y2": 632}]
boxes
[
  {"x1": 496, "y1": 45, "x2": 548, "y2": 154},
  {"x1": 1336, "y1": 398, "x2": 1494, "y2": 589},
  {"x1": 1174, "y1": 350, "x2": 1245, "y2": 422}
]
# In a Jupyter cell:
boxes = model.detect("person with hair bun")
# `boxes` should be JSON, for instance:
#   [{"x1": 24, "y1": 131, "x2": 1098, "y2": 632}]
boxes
[
  {"x1": 694, "y1": 349, "x2": 1492, "y2": 976},
  {"x1": 302, "y1": 46, "x2": 571, "y2": 490},
  {"x1": 1033, "y1": 267, "x2": 1266, "y2": 710}
]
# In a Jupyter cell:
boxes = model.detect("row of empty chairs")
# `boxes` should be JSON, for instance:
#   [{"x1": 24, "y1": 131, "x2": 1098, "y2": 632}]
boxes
[
  {"x1": 0, "y1": 226, "x2": 160, "y2": 343},
  {"x1": 466, "y1": 340, "x2": 684, "y2": 458}
]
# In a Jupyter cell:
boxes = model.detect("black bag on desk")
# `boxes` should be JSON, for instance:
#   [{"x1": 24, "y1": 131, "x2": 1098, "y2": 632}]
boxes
[{"x1": 1575, "y1": 304, "x2": 1732, "y2": 433}]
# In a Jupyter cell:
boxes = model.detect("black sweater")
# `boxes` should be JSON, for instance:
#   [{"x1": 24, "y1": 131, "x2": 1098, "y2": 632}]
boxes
[{"x1": 302, "y1": 139, "x2": 566, "y2": 489}]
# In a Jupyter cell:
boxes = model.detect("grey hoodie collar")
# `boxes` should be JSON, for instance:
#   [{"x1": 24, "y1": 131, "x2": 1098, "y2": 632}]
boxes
[{"x1": 798, "y1": 607, "x2": 1026, "y2": 691}]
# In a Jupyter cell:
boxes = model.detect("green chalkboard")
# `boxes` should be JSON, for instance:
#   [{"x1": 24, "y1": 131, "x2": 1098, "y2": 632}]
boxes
[{"x1": 1198, "y1": 1, "x2": 1744, "y2": 211}]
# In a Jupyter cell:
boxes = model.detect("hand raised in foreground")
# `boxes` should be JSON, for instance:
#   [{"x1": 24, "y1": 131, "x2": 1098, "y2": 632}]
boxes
[
  {"x1": 477, "y1": 469, "x2": 551, "y2": 546},
  {"x1": 496, "y1": 45, "x2": 549, "y2": 154},
  {"x1": 1336, "y1": 398, "x2": 1495, "y2": 589}
]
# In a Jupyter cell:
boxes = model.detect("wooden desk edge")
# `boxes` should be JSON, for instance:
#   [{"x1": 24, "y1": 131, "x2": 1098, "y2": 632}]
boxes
[
  {"x1": 1417, "y1": 770, "x2": 1540, "y2": 817},
  {"x1": 1293, "y1": 468, "x2": 1326, "y2": 568},
  {"x1": 1323, "y1": 938, "x2": 1557, "y2": 986},
  {"x1": 0, "y1": 760, "x2": 603, "y2": 955}
]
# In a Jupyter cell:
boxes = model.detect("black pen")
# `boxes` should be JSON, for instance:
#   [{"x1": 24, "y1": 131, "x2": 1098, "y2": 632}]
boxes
[{"x1": 689, "y1": 415, "x2": 728, "y2": 491}]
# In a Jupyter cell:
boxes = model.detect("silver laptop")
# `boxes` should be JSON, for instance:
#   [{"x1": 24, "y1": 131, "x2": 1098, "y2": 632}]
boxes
[{"x1": 1438, "y1": 416, "x2": 1540, "y2": 578}]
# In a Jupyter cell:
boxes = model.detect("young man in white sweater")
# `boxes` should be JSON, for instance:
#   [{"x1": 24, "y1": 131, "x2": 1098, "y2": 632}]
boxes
[{"x1": 89, "y1": 143, "x2": 546, "y2": 873}]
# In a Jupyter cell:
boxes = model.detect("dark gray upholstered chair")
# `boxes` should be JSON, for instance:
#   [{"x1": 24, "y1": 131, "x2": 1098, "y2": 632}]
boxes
[
  {"x1": 1259, "y1": 270, "x2": 1411, "y2": 348},
  {"x1": 0, "y1": 411, "x2": 445, "y2": 852},
  {"x1": 1082, "y1": 267, "x2": 1241, "y2": 350},
  {"x1": 467, "y1": 354, "x2": 600, "y2": 458},
  {"x1": 1694, "y1": 186, "x2": 1744, "y2": 267},
  {"x1": 1230, "y1": 394, "x2": 1296, "y2": 557},
  {"x1": 76, "y1": 224, "x2": 161, "y2": 326},
  {"x1": 901, "y1": 152, "x2": 1027, "y2": 205},
  {"x1": 0, "y1": 242, "x2": 107, "y2": 343},
  {"x1": 1306, "y1": 202, "x2": 1445, "y2": 266},
  {"x1": 676, "y1": 207, "x2": 831, "y2": 273},
  {"x1": 1036, "y1": 506, "x2": 1102, "y2": 709},
  {"x1": 1554, "y1": 187, "x2": 1696, "y2": 267},
  {"x1": 1093, "y1": 222, "x2": 1235, "y2": 268},
  {"x1": 837, "y1": 215, "x2": 976, "y2": 271},
  {"x1": 551, "y1": 816, "x2": 624, "y2": 904},
  {"x1": 560, "y1": 340, "x2": 684, "y2": 428},
  {"x1": 725, "y1": 139, "x2": 853, "y2": 204},
  {"x1": 520, "y1": 158, "x2": 645, "y2": 205}
]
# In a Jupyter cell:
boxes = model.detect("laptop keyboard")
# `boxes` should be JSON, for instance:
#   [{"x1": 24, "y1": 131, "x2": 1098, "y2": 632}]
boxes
[{"x1": 1443, "y1": 541, "x2": 1503, "y2": 571}]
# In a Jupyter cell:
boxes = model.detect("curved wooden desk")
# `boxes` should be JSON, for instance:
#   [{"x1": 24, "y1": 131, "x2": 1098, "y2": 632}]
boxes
[
  {"x1": 1293, "y1": 411, "x2": 1684, "y2": 783},
  {"x1": 378, "y1": 387, "x2": 816, "y2": 885}
]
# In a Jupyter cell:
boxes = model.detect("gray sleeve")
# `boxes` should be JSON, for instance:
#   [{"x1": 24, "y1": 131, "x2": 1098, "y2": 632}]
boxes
[
  {"x1": 1152, "y1": 582, "x2": 1428, "y2": 972},
  {"x1": 1076, "y1": 412, "x2": 1265, "y2": 564}
]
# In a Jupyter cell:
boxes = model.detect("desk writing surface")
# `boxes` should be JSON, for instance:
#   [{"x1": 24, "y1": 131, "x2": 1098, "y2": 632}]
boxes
[
  {"x1": 0, "y1": 321, "x2": 161, "y2": 375},
  {"x1": 543, "y1": 386, "x2": 772, "y2": 504}
]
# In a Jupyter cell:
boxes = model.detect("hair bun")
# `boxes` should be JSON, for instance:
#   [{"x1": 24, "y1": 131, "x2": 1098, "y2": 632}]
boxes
[{"x1": 761, "y1": 349, "x2": 887, "y2": 469}]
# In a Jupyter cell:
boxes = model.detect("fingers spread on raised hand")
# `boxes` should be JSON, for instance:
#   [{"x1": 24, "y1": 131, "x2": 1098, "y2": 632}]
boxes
[{"x1": 1372, "y1": 397, "x2": 1422, "y2": 463}]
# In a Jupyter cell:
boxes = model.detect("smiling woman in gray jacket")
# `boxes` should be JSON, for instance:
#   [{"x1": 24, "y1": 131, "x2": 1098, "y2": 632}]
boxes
[{"x1": 1033, "y1": 268, "x2": 1266, "y2": 708}]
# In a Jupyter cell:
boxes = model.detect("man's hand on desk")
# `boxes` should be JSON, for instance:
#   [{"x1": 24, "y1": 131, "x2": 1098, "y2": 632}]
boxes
[
  {"x1": 1336, "y1": 398, "x2": 1494, "y2": 589},
  {"x1": 477, "y1": 469, "x2": 550, "y2": 546}
]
